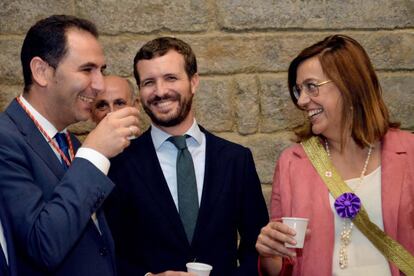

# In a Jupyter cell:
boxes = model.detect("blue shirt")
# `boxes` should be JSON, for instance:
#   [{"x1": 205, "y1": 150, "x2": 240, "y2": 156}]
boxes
[{"x1": 151, "y1": 120, "x2": 206, "y2": 210}]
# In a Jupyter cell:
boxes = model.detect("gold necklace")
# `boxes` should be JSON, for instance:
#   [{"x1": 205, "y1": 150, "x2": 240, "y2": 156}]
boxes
[{"x1": 325, "y1": 140, "x2": 373, "y2": 269}]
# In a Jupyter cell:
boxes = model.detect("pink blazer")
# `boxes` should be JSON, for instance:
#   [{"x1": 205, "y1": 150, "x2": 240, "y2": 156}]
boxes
[{"x1": 271, "y1": 129, "x2": 414, "y2": 276}]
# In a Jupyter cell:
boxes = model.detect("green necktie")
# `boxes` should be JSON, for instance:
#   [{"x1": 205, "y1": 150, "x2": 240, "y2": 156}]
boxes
[{"x1": 168, "y1": 135, "x2": 199, "y2": 243}]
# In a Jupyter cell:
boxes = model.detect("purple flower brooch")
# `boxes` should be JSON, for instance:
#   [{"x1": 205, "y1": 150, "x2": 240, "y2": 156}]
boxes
[{"x1": 334, "y1": 192, "x2": 361, "y2": 219}]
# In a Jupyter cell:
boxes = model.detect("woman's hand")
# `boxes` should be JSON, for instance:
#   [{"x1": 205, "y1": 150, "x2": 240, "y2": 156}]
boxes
[{"x1": 256, "y1": 220, "x2": 298, "y2": 259}]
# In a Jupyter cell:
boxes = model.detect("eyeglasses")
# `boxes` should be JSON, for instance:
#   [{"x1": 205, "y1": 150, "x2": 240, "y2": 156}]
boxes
[{"x1": 292, "y1": 80, "x2": 332, "y2": 101}]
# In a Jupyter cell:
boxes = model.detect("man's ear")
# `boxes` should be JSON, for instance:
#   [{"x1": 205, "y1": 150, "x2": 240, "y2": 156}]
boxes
[
  {"x1": 132, "y1": 97, "x2": 140, "y2": 108},
  {"x1": 30, "y1": 57, "x2": 52, "y2": 87},
  {"x1": 190, "y1": 73, "x2": 199, "y2": 95}
]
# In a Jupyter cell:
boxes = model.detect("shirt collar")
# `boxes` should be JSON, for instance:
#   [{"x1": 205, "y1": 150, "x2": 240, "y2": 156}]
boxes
[
  {"x1": 151, "y1": 119, "x2": 203, "y2": 150},
  {"x1": 19, "y1": 95, "x2": 66, "y2": 141}
]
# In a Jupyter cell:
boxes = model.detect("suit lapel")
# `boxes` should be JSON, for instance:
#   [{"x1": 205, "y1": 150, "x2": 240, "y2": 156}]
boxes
[
  {"x1": 192, "y1": 130, "x2": 226, "y2": 243},
  {"x1": 6, "y1": 99, "x2": 69, "y2": 179},
  {"x1": 137, "y1": 131, "x2": 189, "y2": 244},
  {"x1": 381, "y1": 131, "x2": 405, "y2": 239}
]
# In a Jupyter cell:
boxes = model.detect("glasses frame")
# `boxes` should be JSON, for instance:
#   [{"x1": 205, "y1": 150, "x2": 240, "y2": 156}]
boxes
[{"x1": 293, "y1": 80, "x2": 332, "y2": 101}]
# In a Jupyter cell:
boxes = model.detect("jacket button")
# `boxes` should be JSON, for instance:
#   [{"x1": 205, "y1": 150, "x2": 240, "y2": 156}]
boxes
[
  {"x1": 98, "y1": 194, "x2": 105, "y2": 202},
  {"x1": 99, "y1": 247, "x2": 108, "y2": 256}
]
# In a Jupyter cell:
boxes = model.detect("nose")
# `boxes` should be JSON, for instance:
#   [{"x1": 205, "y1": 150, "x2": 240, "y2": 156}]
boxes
[
  {"x1": 91, "y1": 71, "x2": 105, "y2": 94},
  {"x1": 297, "y1": 90, "x2": 311, "y2": 108},
  {"x1": 109, "y1": 103, "x2": 115, "y2": 112},
  {"x1": 154, "y1": 80, "x2": 168, "y2": 96}
]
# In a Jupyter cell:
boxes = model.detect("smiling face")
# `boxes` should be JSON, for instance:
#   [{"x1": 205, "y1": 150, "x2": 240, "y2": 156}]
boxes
[
  {"x1": 136, "y1": 50, "x2": 199, "y2": 134},
  {"x1": 45, "y1": 28, "x2": 106, "y2": 130},
  {"x1": 296, "y1": 56, "x2": 344, "y2": 140},
  {"x1": 92, "y1": 76, "x2": 135, "y2": 124}
]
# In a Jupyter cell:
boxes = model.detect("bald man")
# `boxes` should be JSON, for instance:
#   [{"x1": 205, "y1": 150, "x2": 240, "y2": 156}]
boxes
[{"x1": 92, "y1": 75, "x2": 138, "y2": 124}]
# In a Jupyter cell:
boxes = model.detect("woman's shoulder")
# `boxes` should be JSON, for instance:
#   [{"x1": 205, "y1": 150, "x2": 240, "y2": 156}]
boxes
[
  {"x1": 279, "y1": 142, "x2": 306, "y2": 162},
  {"x1": 383, "y1": 128, "x2": 414, "y2": 151}
]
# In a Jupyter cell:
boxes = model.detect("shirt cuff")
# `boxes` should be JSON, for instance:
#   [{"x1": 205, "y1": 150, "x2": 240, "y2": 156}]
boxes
[{"x1": 75, "y1": 147, "x2": 110, "y2": 175}]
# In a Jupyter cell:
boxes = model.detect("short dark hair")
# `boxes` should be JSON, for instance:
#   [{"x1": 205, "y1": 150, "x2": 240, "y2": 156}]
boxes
[
  {"x1": 133, "y1": 37, "x2": 197, "y2": 87},
  {"x1": 21, "y1": 15, "x2": 98, "y2": 92},
  {"x1": 288, "y1": 34, "x2": 399, "y2": 148}
]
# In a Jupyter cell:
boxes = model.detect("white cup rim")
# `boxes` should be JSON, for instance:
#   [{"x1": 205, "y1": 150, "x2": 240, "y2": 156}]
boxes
[
  {"x1": 282, "y1": 217, "x2": 309, "y2": 221},
  {"x1": 186, "y1": 262, "x2": 213, "y2": 270}
]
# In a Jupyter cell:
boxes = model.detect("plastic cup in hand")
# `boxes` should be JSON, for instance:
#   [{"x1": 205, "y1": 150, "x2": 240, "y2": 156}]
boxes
[
  {"x1": 282, "y1": 217, "x2": 309, "y2": 248},
  {"x1": 186, "y1": 262, "x2": 213, "y2": 276}
]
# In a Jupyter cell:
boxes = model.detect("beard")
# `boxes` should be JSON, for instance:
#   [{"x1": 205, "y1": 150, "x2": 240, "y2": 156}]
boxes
[{"x1": 142, "y1": 90, "x2": 193, "y2": 127}]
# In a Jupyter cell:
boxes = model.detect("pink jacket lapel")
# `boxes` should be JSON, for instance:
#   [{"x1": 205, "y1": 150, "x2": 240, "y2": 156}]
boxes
[{"x1": 381, "y1": 130, "x2": 406, "y2": 239}]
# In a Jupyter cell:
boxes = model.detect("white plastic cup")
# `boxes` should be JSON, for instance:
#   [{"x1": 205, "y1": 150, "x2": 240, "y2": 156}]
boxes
[
  {"x1": 281, "y1": 217, "x2": 309, "y2": 248},
  {"x1": 186, "y1": 262, "x2": 213, "y2": 276}
]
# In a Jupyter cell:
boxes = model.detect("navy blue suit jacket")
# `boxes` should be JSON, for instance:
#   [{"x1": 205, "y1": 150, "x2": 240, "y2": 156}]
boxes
[
  {"x1": 0, "y1": 99, "x2": 117, "y2": 275},
  {"x1": 106, "y1": 127, "x2": 268, "y2": 276},
  {"x1": 0, "y1": 198, "x2": 17, "y2": 276}
]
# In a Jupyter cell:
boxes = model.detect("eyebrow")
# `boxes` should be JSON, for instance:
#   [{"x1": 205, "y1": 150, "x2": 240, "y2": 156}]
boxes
[
  {"x1": 114, "y1": 98, "x2": 127, "y2": 103},
  {"x1": 298, "y1": 78, "x2": 319, "y2": 84},
  {"x1": 95, "y1": 100, "x2": 109, "y2": 107},
  {"x1": 79, "y1": 62, "x2": 107, "y2": 70},
  {"x1": 140, "y1": 77, "x2": 154, "y2": 84}
]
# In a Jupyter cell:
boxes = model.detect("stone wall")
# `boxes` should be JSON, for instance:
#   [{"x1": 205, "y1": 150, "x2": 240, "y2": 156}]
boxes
[{"x1": 0, "y1": 0, "x2": 413, "y2": 207}]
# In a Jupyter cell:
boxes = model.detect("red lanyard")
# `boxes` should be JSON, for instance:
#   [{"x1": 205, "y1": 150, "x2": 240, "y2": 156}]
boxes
[{"x1": 16, "y1": 97, "x2": 74, "y2": 167}]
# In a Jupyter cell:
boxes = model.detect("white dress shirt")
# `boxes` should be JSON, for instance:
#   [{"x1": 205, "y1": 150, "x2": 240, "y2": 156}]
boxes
[
  {"x1": 19, "y1": 95, "x2": 110, "y2": 174},
  {"x1": 151, "y1": 120, "x2": 206, "y2": 210}
]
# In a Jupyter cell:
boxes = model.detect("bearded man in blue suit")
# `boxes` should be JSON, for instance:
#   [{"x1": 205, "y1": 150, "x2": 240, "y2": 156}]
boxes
[{"x1": 106, "y1": 37, "x2": 268, "y2": 276}]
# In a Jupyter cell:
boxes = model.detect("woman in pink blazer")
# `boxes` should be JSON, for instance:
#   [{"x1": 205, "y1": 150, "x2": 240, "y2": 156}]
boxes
[{"x1": 256, "y1": 35, "x2": 414, "y2": 276}]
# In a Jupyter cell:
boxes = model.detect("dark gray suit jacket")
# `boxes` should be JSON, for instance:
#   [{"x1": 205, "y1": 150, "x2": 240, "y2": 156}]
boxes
[
  {"x1": 106, "y1": 127, "x2": 268, "y2": 276},
  {"x1": 0, "y1": 99, "x2": 117, "y2": 276}
]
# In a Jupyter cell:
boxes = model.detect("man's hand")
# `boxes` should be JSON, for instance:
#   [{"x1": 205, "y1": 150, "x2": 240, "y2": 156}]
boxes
[{"x1": 83, "y1": 106, "x2": 140, "y2": 158}]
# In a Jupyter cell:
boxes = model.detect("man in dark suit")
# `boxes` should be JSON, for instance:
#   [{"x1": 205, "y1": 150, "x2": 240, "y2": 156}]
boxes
[
  {"x1": 106, "y1": 37, "x2": 268, "y2": 276},
  {"x1": 0, "y1": 15, "x2": 139, "y2": 275},
  {"x1": 0, "y1": 198, "x2": 17, "y2": 276}
]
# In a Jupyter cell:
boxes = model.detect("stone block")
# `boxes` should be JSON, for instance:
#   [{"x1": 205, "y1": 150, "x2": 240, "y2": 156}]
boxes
[
  {"x1": 379, "y1": 73, "x2": 414, "y2": 130},
  {"x1": 0, "y1": 1, "x2": 74, "y2": 34},
  {"x1": 0, "y1": 84, "x2": 21, "y2": 111},
  {"x1": 216, "y1": 132, "x2": 295, "y2": 184},
  {"x1": 101, "y1": 36, "x2": 147, "y2": 77},
  {"x1": 234, "y1": 75, "x2": 259, "y2": 135},
  {"x1": 0, "y1": 38, "x2": 24, "y2": 84},
  {"x1": 194, "y1": 77, "x2": 234, "y2": 132},
  {"x1": 188, "y1": 33, "x2": 414, "y2": 74},
  {"x1": 188, "y1": 34, "x2": 323, "y2": 75},
  {"x1": 245, "y1": 132, "x2": 295, "y2": 184},
  {"x1": 216, "y1": 0, "x2": 413, "y2": 30},
  {"x1": 77, "y1": 0, "x2": 209, "y2": 34},
  {"x1": 352, "y1": 32, "x2": 414, "y2": 71},
  {"x1": 259, "y1": 74, "x2": 305, "y2": 133}
]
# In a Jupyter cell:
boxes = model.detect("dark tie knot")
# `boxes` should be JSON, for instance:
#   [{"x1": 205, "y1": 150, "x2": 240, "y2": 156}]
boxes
[{"x1": 168, "y1": 135, "x2": 189, "y2": 150}]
